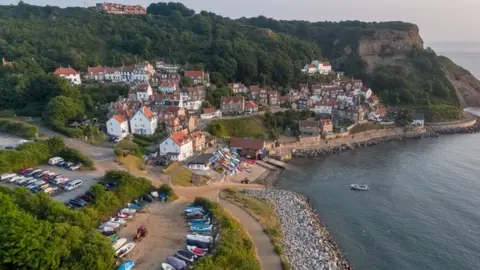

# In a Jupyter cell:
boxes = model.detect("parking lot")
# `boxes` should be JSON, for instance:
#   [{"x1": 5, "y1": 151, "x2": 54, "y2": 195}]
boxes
[{"x1": 0, "y1": 164, "x2": 103, "y2": 204}]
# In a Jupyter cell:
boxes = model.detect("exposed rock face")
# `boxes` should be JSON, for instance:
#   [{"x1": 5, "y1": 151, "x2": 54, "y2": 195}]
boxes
[
  {"x1": 358, "y1": 26, "x2": 424, "y2": 72},
  {"x1": 439, "y1": 56, "x2": 480, "y2": 108}
]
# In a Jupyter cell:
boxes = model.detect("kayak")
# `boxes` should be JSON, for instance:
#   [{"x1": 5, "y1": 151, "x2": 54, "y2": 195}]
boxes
[
  {"x1": 161, "y1": 263, "x2": 176, "y2": 270},
  {"x1": 121, "y1": 208, "x2": 137, "y2": 215},
  {"x1": 112, "y1": 238, "x2": 128, "y2": 251},
  {"x1": 187, "y1": 245, "x2": 207, "y2": 256},
  {"x1": 117, "y1": 260, "x2": 135, "y2": 270},
  {"x1": 115, "y1": 242, "x2": 136, "y2": 258},
  {"x1": 108, "y1": 234, "x2": 119, "y2": 243}
]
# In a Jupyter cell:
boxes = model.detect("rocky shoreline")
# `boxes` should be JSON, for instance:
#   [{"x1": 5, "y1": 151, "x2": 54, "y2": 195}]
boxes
[
  {"x1": 294, "y1": 123, "x2": 480, "y2": 158},
  {"x1": 245, "y1": 189, "x2": 351, "y2": 270}
]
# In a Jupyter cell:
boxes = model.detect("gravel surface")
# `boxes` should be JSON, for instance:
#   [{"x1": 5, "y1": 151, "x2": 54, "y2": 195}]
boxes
[{"x1": 245, "y1": 189, "x2": 351, "y2": 270}]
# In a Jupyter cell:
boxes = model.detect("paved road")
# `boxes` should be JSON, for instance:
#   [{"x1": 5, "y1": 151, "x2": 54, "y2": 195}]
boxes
[{"x1": 220, "y1": 199, "x2": 282, "y2": 270}]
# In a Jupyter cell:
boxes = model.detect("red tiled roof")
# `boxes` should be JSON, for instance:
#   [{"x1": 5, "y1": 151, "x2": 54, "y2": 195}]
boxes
[
  {"x1": 185, "y1": 70, "x2": 204, "y2": 77},
  {"x1": 88, "y1": 65, "x2": 104, "y2": 74},
  {"x1": 137, "y1": 84, "x2": 150, "y2": 91},
  {"x1": 229, "y1": 137, "x2": 265, "y2": 150},
  {"x1": 139, "y1": 106, "x2": 154, "y2": 120},
  {"x1": 203, "y1": 108, "x2": 216, "y2": 114},
  {"x1": 160, "y1": 81, "x2": 176, "y2": 87},
  {"x1": 299, "y1": 120, "x2": 319, "y2": 127},
  {"x1": 171, "y1": 131, "x2": 191, "y2": 146},
  {"x1": 245, "y1": 101, "x2": 257, "y2": 109},
  {"x1": 113, "y1": 114, "x2": 127, "y2": 123},
  {"x1": 222, "y1": 96, "x2": 243, "y2": 103},
  {"x1": 190, "y1": 131, "x2": 204, "y2": 139},
  {"x1": 376, "y1": 107, "x2": 388, "y2": 116},
  {"x1": 53, "y1": 67, "x2": 79, "y2": 75},
  {"x1": 249, "y1": 85, "x2": 263, "y2": 92},
  {"x1": 228, "y1": 83, "x2": 245, "y2": 89}
]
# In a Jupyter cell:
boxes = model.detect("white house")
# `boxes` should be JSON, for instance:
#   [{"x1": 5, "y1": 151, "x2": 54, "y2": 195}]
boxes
[
  {"x1": 53, "y1": 67, "x2": 82, "y2": 85},
  {"x1": 106, "y1": 114, "x2": 129, "y2": 138},
  {"x1": 132, "y1": 61, "x2": 155, "y2": 83},
  {"x1": 201, "y1": 108, "x2": 222, "y2": 119},
  {"x1": 301, "y1": 60, "x2": 332, "y2": 75},
  {"x1": 129, "y1": 106, "x2": 158, "y2": 135},
  {"x1": 184, "y1": 100, "x2": 202, "y2": 111},
  {"x1": 159, "y1": 131, "x2": 193, "y2": 161},
  {"x1": 158, "y1": 80, "x2": 177, "y2": 93},
  {"x1": 312, "y1": 100, "x2": 338, "y2": 115},
  {"x1": 187, "y1": 154, "x2": 212, "y2": 171},
  {"x1": 135, "y1": 84, "x2": 153, "y2": 102},
  {"x1": 412, "y1": 113, "x2": 425, "y2": 127}
]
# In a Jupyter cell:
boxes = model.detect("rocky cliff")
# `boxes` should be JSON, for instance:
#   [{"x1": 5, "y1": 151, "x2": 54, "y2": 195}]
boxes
[
  {"x1": 439, "y1": 56, "x2": 480, "y2": 108},
  {"x1": 357, "y1": 25, "x2": 424, "y2": 72}
]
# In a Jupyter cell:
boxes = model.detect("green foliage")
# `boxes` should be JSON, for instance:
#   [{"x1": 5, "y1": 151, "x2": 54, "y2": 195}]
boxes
[
  {"x1": 201, "y1": 101, "x2": 212, "y2": 108},
  {"x1": 394, "y1": 109, "x2": 414, "y2": 127},
  {"x1": 423, "y1": 104, "x2": 462, "y2": 122},
  {"x1": 158, "y1": 184, "x2": 173, "y2": 196},
  {"x1": 0, "y1": 110, "x2": 16, "y2": 118},
  {"x1": 43, "y1": 96, "x2": 85, "y2": 134},
  {"x1": 208, "y1": 117, "x2": 265, "y2": 138},
  {"x1": 114, "y1": 139, "x2": 140, "y2": 156},
  {"x1": 0, "y1": 120, "x2": 38, "y2": 139},
  {"x1": 0, "y1": 136, "x2": 94, "y2": 172},
  {"x1": 263, "y1": 109, "x2": 315, "y2": 134},
  {"x1": 206, "y1": 86, "x2": 234, "y2": 108},
  {"x1": 193, "y1": 197, "x2": 261, "y2": 270}
]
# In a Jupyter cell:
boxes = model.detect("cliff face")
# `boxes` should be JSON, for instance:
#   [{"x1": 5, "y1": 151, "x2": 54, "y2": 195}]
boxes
[
  {"x1": 357, "y1": 25, "x2": 424, "y2": 72},
  {"x1": 439, "y1": 56, "x2": 480, "y2": 108}
]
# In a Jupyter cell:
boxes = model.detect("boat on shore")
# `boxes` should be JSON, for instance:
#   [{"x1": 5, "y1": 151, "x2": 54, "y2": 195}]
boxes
[{"x1": 350, "y1": 184, "x2": 369, "y2": 191}]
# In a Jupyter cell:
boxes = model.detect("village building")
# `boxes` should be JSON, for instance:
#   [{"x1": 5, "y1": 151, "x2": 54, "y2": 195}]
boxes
[
  {"x1": 268, "y1": 91, "x2": 279, "y2": 106},
  {"x1": 164, "y1": 116, "x2": 183, "y2": 133},
  {"x1": 129, "y1": 106, "x2": 158, "y2": 135},
  {"x1": 345, "y1": 106, "x2": 367, "y2": 123},
  {"x1": 200, "y1": 107, "x2": 222, "y2": 119},
  {"x1": 320, "y1": 119, "x2": 333, "y2": 135},
  {"x1": 187, "y1": 154, "x2": 213, "y2": 171},
  {"x1": 184, "y1": 87, "x2": 205, "y2": 101},
  {"x1": 128, "y1": 84, "x2": 153, "y2": 102},
  {"x1": 228, "y1": 83, "x2": 249, "y2": 94},
  {"x1": 158, "y1": 80, "x2": 177, "y2": 93},
  {"x1": 183, "y1": 115, "x2": 199, "y2": 133},
  {"x1": 312, "y1": 100, "x2": 338, "y2": 115},
  {"x1": 229, "y1": 137, "x2": 267, "y2": 160},
  {"x1": 159, "y1": 131, "x2": 193, "y2": 161},
  {"x1": 299, "y1": 120, "x2": 321, "y2": 136},
  {"x1": 96, "y1": 2, "x2": 146, "y2": 15},
  {"x1": 155, "y1": 61, "x2": 181, "y2": 73},
  {"x1": 104, "y1": 65, "x2": 135, "y2": 83},
  {"x1": 53, "y1": 67, "x2": 82, "y2": 85},
  {"x1": 2, "y1": 57, "x2": 12, "y2": 66},
  {"x1": 184, "y1": 100, "x2": 202, "y2": 111},
  {"x1": 106, "y1": 114, "x2": 129, "y2": 138},
  {"x1": 413, "y1": 113, "x2": 425, "y2": 127},
  {"x1": 249, "y1": 85, "x2": 264, "y2": 101},
  {"x1": 85, "y1": 65, "x2": 105, "y2": 81},
  {"x1": 151, "y1": 93, "x2": 183, "y2": 107},
  {"x1": 190, "y1": 131, "x2": 206, "y2": 152},
  {"x1": 245, "y1": 101, "x2": 259, "y2": 113},
  {"x1": 221, "y1": 96, "x2": 245, "y2": 115},
  {"x1": 108, "y1": 98, "x2": 140, "y2": 119},
  {"x1": 302, "y1": 60, "x2": 332, "y2": 75},
  {"x1": 132, "y1": 61, "x2": 155, "y2": 83},
  {"x1": 184, "y1": 70, "x2": 209, "y2": 85}
]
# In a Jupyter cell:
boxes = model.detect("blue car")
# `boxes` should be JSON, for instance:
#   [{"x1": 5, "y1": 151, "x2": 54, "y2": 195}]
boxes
[{"x1": 57, "y1": 161, "x2": 66, "y2": 167}]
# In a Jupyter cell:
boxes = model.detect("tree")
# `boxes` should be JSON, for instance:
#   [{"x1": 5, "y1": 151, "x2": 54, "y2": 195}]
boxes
[
  {"x1": 394, "y1": 109, "x2": 413, "y2": 127},
  {"x1": 181, "y1": 76, "x2": 194, "y2": 88},
  {"x1": 201, "y1": 101, "x2": 212, "y2": 108},
  {"x1": 43, "y1": 96, "x2": 84, "y2": 129}
]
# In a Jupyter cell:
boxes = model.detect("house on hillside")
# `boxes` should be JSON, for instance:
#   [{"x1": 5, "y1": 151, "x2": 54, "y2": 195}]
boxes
[
  {"x1": 129, "y1": 106, "x2": 158, "y2": 135},
  {"x1": 413, "y1": 113, "x2": 425, "y2": 127},
  {"x1": 228, "y1": 83, "x2": 248, "y2": 94},
  {"x1": 268, "y1": 91, "x2": 279, "y2": 106},
  {"x1": 320, "y1": 119, "x2": 333, "y2": 135},
  {"x1": 188, "y1": 154, "x2": 213, "y2": 171},
  {"x1": 158, "y1": 81, "x2": 177, "y2": 93},
  {"x1": 190, "y1": 131, "x2": 206, "y2": 152},
  {"x1": 155, "y1": 61, "x2": 181, "y2": 73},
  {"x1": 299, "y1": 120, "x2": 320, "y2": 136},
  {"x1": 229, "y1": 137, "x2": 267, "y2": 160},
  {"x1": 53, "y1": 67, "x2": 81, "y2": 85},
  {"x1": 301, "y1": 60, "x2": 332, "y2": 75},
  {"x1": 159, "y1": 131, "x2": 193, "y2": 161},
  {"x1": 201, "y1": 108, "x2": 222, "y2": 119},
  {"x1": 106, "y1": 114, "x2": 129, "y2": 138},
  {"x1": 184, "y1": 70, "x2": 209, "y2": 85},
  {"x1": 245, "y1": 101, "x2": 258, "y2": 113},
  {"x1": 85, "y1": 65, "x2": 105, "y2": 81},
  {"x1": 128, "y1": 84, "x2": 153, "y2": 103},
  {"x1": 221, "y1": 96, "x2": 245, "y2": 115}
]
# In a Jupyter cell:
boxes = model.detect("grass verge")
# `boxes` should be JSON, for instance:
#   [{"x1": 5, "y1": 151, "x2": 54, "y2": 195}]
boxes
[
  {"x1": 193, "y1": 197, "x2": 262, "y2": 270},
  {"x1": 171, "y1": 167, "x2": 194, "y2": 187},
  {"x1": 220, "y1": 188, "x2": 291, "y2": 270},
  {"x1": 117, "y1": 155, "x2": 147, "y2": 176}
]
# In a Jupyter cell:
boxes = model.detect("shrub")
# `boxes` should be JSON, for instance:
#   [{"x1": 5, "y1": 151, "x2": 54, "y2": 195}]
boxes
[
  {"x1": 274, "y1": 243, "x2": 282, "y2": 255},
  {"x1": 0, "y1": 109, "x2": 16, "y2": 118},
  {"x1": 194, "y1": 197, "x2": 261, "y2": 270},
  {"x1": 159, "y1": 184, "x2": 173, "y2": 196},
  {"x1": 0, "y1": 120, "x2": 38, "y2": 139},
  {"x1": 57, "y1": 127, "x2": 84, "y2": 138},
  {"x1": 281, "y1": 258, "x2": 291, "y2": 270}
]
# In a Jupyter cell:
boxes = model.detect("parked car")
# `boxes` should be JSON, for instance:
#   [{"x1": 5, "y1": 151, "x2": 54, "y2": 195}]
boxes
[
  {"x1": 64, "y1": 162, "x2": 74, "y2": 169},
  {"x1": 43, "y1": 186, "x2": 59, "y2": 194},
  {"x1": 155, "y1": 159, "x2": 168, "y2": 166},
  {"x1": 69, "y1": 198, "x2": 88, "y2": 207},
  {"x1": 31, "y1": 170, "x2": 46, "y2": 178},
  {"x1": 26, "y1": 180, "x2": 45, "y2": 190},
  {"x1": 0, "y1": 173, "x2": 16, "y2": 181},
  {"x1": 26, "y1": 169, "x2": 42, "y2": 176},
  {"x1": 48, "y1": 157, "x2": 64, "y2": 165},
  {"x1": 42, "y1": 173, "x2": 57, "y2": 181},
  {"x1": 21, "y1": 178, "x2": 38, "y2": 186},
  {"x1": 19, "y1": 167, "x2": 32, "y2": 175},
  {"x1": 8, "y1": 175, "x2": 24, "y2": 183},
  {"x1": 57, "y1": 161, "x2": 66, "y2": 167},
  {"x1": 16, "y1": 177, "x2": 33, "y2": 185},
  {"x1": 64, "y1": 180, "x2": 83, "y2": 191},
  {"x1": 69, "y1": 163, "x2": 82, "y2": 171},
  {"x1": 79, "y1": 195, "x2": 93, "y2": 202}
]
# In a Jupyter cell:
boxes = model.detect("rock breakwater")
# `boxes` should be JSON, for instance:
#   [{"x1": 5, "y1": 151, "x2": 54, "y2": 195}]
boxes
[
  {"x1": 294, "y1": 123, "x2": 480, "y2": 158},
  {"x1": 245, "y1": 189, "x2": 351, "y2": 270}
]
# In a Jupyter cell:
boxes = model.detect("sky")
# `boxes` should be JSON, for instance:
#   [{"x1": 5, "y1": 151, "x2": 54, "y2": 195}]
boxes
[{"x1": 1, "y1": 0, "x2": 479, "y2": 42}]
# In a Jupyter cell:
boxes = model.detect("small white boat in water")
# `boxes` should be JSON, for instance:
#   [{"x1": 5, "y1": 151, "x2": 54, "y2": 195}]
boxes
[{"x1": 350, "y1": 184, "x2": 369, "y2": 191}]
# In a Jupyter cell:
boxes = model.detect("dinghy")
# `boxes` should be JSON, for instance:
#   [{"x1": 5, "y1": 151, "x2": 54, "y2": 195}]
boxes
[
  {"x1": 190, "y1": 224, "x2": 212, "y2": 233},
  {"x1": 167, "y1": 256, "x2": 186, "y2": 270},
  {"x1": 115, "y1": 242, "x2": 136, "y2": 258},
  {"x1": 117, "y1": 212, "x2": 133, "y2": 219},
  {"x1": 350, "y1": 184, "x2": 369, "y2": 191},
  {"x1": 112, "y1": 238, "x2": 128, "y2": 251},
  {"x1": 188, "y1": 218, "x2": 210, "y2": 226},
  {"x1": 109, "y1": 217, "x2": 127, "y2": 226},
  {"x1": 108, "y1": 234, "x2": 119, "y2": 243},
  {"x1": 161, "y1": 263, "x2": 176, "y2": 270},
  {"x1": 117, "y1": 260, "x2": 135, "y2": 270},
  {"x1": 121, "y1": 208, "x2": 137, "y2": 215},
  {"x1": 187, "y1": 245, "x2": 207, "y2": 256},
  {"x1": 99, "y1": 221, "x2": 120, "y2": 229},
  {"x1": 186, "y1": 234, "x2": 213, "y2": 243}
]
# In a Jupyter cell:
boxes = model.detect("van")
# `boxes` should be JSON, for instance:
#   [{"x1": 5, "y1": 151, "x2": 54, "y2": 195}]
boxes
[
  {"x1": 64, "y1": 180, "x2": 83, "y2": 191},
  {"x1": 48, "y1": 157, "x2": 64, "y2": 165}
]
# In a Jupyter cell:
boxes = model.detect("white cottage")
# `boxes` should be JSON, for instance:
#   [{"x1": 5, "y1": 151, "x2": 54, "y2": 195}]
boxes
[
  {"x1": 106, "y1": 114, "x2": 130, "y2": 138},
  {"x1": 159, "y1": 131, "x2": 193, "y2": 161},
  {"x1": 53, "y1": 67, "x2": 82, "y2": 85},
  {"x1": 129, "y1": 106, "x2": 158, "y2": 135}
]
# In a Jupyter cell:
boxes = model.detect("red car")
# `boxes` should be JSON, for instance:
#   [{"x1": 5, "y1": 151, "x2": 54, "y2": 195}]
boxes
[
  {"x1": 19, "y1": 167, "x2": 33, "y2": 175},
  {"x1": 43, "y1": 174, "x2": 57, "y2": 181}
]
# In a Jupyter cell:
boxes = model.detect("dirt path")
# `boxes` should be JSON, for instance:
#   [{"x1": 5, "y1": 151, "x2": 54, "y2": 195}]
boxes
[{"x1": 220, "y1": 199, "x2": 282, "y2": 270}]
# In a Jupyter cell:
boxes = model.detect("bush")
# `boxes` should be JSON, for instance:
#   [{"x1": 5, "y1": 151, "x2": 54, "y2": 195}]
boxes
[
  {"x1": 159, "y1": 184, "x2": 174, "y2": 196},
  {"x1": 0, "y1": 110, "x2": 16, "y2": 118},
  {"x1": 57, "y1": 127, "x2": 84, "y2": 138},
  {"x1": 281, "y1": 258, "x2": 291, "y2": 270},
  {"x1": 0, "y1": 120, "x2": 38, "y2": 139},
  {"x1": 193, "y1": 197, "x2": 261, "y2": 270}
]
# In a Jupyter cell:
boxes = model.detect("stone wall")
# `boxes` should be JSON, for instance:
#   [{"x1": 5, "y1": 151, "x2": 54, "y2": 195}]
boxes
[{"x1": 427, "y1": 118, "x2": 476, "y2": 130}]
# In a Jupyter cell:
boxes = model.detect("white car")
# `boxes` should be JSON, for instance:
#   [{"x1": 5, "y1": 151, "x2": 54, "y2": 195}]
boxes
[
  {"x1": 69, "y1": 163, "x2": 82, "y2": 171},
  {"x1": 43, "y1": 186, "x2": 59, "y2": 194},
  {"x1": 0, "y1": 173, "x2": 16, "y2": 181},
  {"x1": 48, "y1": 157, "x2": 64, "y2": 165},
  {"x1": 63, "y1": 180, "x2": 83, "y2": 191},
  {"x1": 8, "y1": 175, "x2": 24, "y2": 183}
]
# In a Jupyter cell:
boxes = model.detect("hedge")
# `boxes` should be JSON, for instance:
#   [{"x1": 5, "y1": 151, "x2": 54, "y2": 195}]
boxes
[
  {"x1": 193, "y1": 197, "x2": 261, "y2": 270},
  {"x1": 0, "y1": 136, "x2": 95, "y2": 172},
  {"x1": 0, "y1": 120, "x2": 38, "y2": 139}
]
